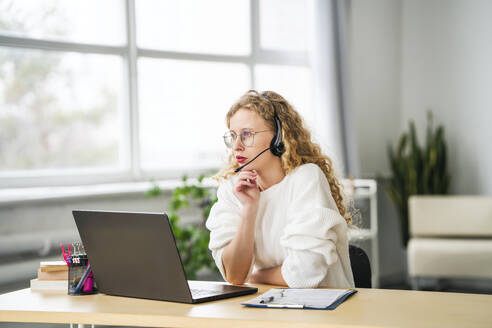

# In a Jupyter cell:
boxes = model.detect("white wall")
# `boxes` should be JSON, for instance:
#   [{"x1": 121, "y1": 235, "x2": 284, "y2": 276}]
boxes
[
  {"x1": 400, "y1": 0, "x2": 492, "y2": 195},
  {"x1": 348, "y1": 0, "x2": 406, "y2": 285},
  {"x1": 350, "y1": 0, "x2": 492, "y2": 195},
  {"x1": 348, "y1": 0, "x2": 403, "y2": 178},
  {"x1": 348, "y1": 0, "x2": 492, "y2": 285}
]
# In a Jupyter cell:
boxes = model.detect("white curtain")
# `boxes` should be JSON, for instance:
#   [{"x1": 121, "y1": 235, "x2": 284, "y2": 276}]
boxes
[{"x1": 307, "y1": 0, "x2": 360, "y2": 178}]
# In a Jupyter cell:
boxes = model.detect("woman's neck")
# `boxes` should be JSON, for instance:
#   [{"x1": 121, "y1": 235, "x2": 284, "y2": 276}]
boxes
[{"x1": 255, "y1": 163, "x2": 285, "y2": 192}]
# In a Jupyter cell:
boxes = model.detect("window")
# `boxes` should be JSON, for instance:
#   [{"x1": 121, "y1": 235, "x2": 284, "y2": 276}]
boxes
[
  {"x1": 136, "y1": 0, "x2": 250, "y2": 55},
  {"x1": 138, "y1": 58, "x2": 249, "y2": 171},
  {"x1": 0, "y1": 0, "x2": 312, "y2": 187}
]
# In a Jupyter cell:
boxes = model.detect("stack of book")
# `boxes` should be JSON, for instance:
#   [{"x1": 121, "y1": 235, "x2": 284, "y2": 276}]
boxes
[{"x1": 30, "y1": 260, "x2": 68, "y2": 292}]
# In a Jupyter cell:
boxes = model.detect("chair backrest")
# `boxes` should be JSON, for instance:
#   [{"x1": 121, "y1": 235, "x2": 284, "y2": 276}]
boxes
[
  {"x1": 349, "y1": 245, "x2": 372, "y2": 288},
  {"x1": 409, "y1": 196, "x2": 492, "y2": 237}
]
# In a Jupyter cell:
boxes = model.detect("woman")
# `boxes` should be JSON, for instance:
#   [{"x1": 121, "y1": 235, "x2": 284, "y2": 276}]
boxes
[{"x1": 205, "y1": 90, "x2": 355, "y2": 288}]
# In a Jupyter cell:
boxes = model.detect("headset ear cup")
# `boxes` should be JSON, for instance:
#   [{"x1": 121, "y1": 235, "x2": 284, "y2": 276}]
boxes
[
  {"x1": 270, "y1": 138, "x2": 279, "y2": 157},
  {"x1": 263, "y1": 92, "x2": 285, "y2": 157},
  {"x1": 270, "y1": 115, "x2": 285, "y2": 157},
  {"x1": 271, "y1": 142, "x2": 285, "y2": 157},
  {"x1": 276, "y1": 141, "x2": 285, "y2": 156}
]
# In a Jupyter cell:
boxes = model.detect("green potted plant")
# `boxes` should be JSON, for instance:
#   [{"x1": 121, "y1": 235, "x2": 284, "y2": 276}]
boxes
[
  {"x1": 146, "y1": 173, "x2": 219, "y2": 280},
  {"x1": 386, "y1": 111, "x2": 451, "y2": 247}
]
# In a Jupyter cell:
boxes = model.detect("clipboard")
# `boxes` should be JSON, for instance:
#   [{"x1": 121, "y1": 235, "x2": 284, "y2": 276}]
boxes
[{"x1": 241, "y1": 288, "x2": 357, "y2": 310}]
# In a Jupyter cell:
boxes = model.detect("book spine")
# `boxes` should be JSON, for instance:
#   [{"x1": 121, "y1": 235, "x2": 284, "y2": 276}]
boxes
[
  {"x1": 40, "y1": 266, "x2": 68, "y2": 273},
  {"x1": 30, "y1": 279, "x2": 68, "y2": 291},
  {"x1": 37, "y1": 268, "x2": 68, "y2": 281}
]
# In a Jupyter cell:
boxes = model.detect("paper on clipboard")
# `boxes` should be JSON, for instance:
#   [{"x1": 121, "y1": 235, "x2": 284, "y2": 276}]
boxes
[{"x1": 241, "y1": 288, "x2": 357, "y2": 310}]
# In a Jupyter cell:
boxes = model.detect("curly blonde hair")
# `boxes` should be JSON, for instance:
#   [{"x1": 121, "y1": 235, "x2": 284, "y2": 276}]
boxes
[{"x1": 214, "y1": 89, "x2": 352, "y2": 226}]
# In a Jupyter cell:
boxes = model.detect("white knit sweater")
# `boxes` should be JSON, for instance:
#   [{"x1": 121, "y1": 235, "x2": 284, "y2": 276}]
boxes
[{"x1": 205, "y1": 163, "x2": 355, "y2": 288}]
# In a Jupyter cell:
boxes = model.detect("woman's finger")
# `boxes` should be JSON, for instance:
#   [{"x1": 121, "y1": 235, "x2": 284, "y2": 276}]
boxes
[
  {"x1": 240, "y1": 179, "x2": 256, "y2": 187},
  {"x1": 238, "y1": 175, "x2": 256, "y2": 183},
  {"x1": 237, "y1": 180, "x2": 256, "y2": 189},
  {"x1": 238, "y1": 171, "x2": 257, "y2": 178},
  {"x1": 238, "y1": 176, "x2": 255, "y2": 184},
  {"x1": 246, "y1": 177, "x2": 257, "y2": 183}
]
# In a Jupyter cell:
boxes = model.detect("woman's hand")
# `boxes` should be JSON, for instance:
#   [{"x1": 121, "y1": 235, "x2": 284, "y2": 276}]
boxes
[{"x1": 232, "y1": 170, "x2": 260, "y2": 208}]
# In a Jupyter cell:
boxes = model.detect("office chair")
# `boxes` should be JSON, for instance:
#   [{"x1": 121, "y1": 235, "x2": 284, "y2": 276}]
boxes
[{"x1": 349, "y1": 245, "x2": 372, "y2": 288}]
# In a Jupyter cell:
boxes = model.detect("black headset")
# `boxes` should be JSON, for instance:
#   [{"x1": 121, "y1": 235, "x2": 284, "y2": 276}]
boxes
[{"x1": 262, "y1": 93, "x2": 285, "y2": 157}]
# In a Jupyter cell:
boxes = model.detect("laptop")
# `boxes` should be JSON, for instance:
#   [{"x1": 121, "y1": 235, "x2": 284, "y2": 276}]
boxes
[{"x1": 72, "y1": 210, "x2": 258, "y2": 303}]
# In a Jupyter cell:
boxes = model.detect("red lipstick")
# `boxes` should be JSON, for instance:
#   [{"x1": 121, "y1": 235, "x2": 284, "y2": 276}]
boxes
[{"x1": 236, "y1": 156, "x2": 247, "y2": 163}]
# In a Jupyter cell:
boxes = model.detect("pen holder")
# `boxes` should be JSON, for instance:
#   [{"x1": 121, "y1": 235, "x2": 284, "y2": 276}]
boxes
[{"x1": 68, "y1": 254, "x2": 97, "y2": 295}]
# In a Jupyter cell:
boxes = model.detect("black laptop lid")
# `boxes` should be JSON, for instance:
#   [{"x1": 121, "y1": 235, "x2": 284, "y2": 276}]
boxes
[{"x1": 72, "y1": 210, "x2": 193, "y2": 303}]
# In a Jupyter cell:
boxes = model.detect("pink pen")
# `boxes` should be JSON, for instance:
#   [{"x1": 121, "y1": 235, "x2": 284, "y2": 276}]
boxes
[
  {"x1": 83, "y1": 269, "x2": 94, "y2": 293},
  {"x1": 61, "y1": 244, "x2": 69, "y2": 267}
]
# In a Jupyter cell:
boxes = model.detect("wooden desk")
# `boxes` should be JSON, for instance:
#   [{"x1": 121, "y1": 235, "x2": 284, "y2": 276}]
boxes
[{"x1": 0, "y1": 284, "x2": 491, "y2": 328}]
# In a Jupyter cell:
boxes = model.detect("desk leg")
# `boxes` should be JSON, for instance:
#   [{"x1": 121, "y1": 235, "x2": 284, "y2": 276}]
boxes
[{"x1": 70, "y1": 324, "x2": 94, "y2": 328}]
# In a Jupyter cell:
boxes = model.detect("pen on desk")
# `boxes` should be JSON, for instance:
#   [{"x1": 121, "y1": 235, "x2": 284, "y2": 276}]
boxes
[
  {"x1": 259, "y1": 289, "x2": 287, "y2": 304},
  {"x1": 260, "y1": 296, "x2": 275, "y2": 304}
]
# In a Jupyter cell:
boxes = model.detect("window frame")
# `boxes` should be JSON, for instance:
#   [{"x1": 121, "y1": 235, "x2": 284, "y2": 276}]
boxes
[{"x1": 0, "y1": 0, "x2": 309, "y2": 188}]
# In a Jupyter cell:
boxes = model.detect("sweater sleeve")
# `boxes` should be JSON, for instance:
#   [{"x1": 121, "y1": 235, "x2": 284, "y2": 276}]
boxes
[
  {"x1": 279, "y1": 164, "x2": 351, "y2": 288},
  {"x1": 205, "y1": 179, "x2": 255, "y2": 283}
]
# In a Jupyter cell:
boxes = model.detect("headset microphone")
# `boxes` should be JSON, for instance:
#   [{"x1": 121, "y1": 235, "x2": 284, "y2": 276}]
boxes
[{"x1": 234, "y1": 147, "x2": 271, "y2": 173}]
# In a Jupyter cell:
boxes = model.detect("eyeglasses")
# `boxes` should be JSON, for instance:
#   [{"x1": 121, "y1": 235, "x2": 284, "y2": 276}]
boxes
[{"x1": 223, "y1": 129, "x2": 271, "y2": 148}]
